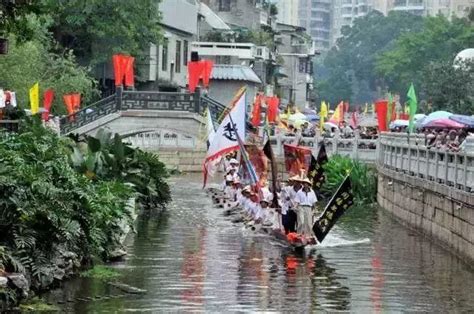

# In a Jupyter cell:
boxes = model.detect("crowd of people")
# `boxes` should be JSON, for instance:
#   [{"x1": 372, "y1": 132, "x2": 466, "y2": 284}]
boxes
[
  {"x1": 219, "y1": 155, "x2": 318, "y2": 242},
  {"x1": 422, "y1": 128, "x2": 471, "y2": 152}
]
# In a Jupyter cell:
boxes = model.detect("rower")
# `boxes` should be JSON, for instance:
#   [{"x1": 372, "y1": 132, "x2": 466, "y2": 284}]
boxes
[
  {"x1": 229, "y1": 158, "x2": 240, "y2": 172},
  {"x1": 281, "y1": 176, "x2": 301, "y2": 233},
  {"x1": 294, "y1": 176, "x2": 318, "y2": 238}
]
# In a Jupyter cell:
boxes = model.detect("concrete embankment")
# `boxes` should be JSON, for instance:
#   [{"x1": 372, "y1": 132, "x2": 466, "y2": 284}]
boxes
[{"x1": 377, "y1": 167, "x2": 474, "y2": 264}]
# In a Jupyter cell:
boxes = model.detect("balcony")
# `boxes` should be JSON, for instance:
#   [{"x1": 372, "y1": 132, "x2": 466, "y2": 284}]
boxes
[{"x1": 191, "y1": 42, "x2": 272, "y2": 61}]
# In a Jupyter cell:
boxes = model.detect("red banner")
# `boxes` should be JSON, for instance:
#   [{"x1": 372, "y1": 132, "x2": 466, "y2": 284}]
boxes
[
  {"x1": 376, "y1": 100, "x2": 388, "y2": 132},
  {"x1": 71, "y1": 93, "x2": 81, "y2": 112},
  {"x1": 283, "y1": 144, "x2": 312, "y2": 177},
  {"x1": 251, "y1": 94, "x2": 262, "y2": 127},
  {"x1": 124, "y1": 56, "x2": 135, "y2": 87},
  {"x1": 267, "y1": 96, "x2": 279, "y2": 123},
  {"x1": 42, "y1": 89, "x2": 54, "y2": 121},
  {"x1": 202, "y1": 60, "x2": 213, "y2": 88},
  {"x1": 113, "y1": 54, "x2": 125, "y2": 86},
  {"x1": 113, "y1": 54, "x2": 134, "y2": 87},
  {"x1": 187, "y1": 61, "x2": 203, "y2": 93},
  {"x1": 188, "y1": 60, "x2": 213, "y2": 92},
  {"x1": 244, "y1": 145, "x2": 268, "y2": 184}
]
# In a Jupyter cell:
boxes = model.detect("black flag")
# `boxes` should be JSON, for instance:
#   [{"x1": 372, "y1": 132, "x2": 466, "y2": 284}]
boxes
[
  {"x1": 312, "y1": 175, "x2": 354, "y2": 243},
  {"x1": 308, "y1": 142, "x2": 328, "y2": 191}
]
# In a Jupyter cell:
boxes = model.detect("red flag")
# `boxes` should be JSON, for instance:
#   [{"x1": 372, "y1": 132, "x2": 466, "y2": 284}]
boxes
[
  {"x1": 188, "y1": 61, "x2": 203, "y2": 93},
  {"x1": 251, "y1": 94, "x2": 262, "y2": 127},
  {"x1": 124, "y1": 56, "x2": 135, "y2": 87},
  {"x1": 113, "y1": 54, "x2": 125, "y2": 86},
  {"x1": 42, "y1": 89, "x2": 54, "y2": 121},
  {"x1": 267, "y1": 96, "x2": 279, "y2": 123},
  {"x1": 376, "y1": 100, "x2": 388, "y2": 132},
  {"x1": 283, "y1": 144, "x2": 312, "y2": 177},
  {"x1": 350, "y1": 111, "x2": 358, "y2": 129},
  {"x1": 202, "y1": 60, "x2": 213, "y2": 87},
  {"x1": 344, "y1": 101, "x2": 349, "y2": 113},
  {"x1": 71, "y1": 93, "x2": 81, "y2": 112}
]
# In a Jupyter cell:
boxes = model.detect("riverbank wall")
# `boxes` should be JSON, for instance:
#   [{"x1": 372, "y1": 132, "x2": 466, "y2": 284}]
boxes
[{"x1": 377, "y1": 133, "x2": 474, "y2": 264}]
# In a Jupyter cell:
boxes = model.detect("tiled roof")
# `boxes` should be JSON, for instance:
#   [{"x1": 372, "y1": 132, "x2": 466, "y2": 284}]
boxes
[{"x1": 211, "y1": 64, "x2": 262, "y2": 84}]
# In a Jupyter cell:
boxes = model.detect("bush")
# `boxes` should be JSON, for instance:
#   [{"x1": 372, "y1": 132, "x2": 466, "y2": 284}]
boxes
[
  {"x1": 322, "y1": 155, "x2": 377, "y2": 205},
  {"x1": 0, "y1": 119, "x2": 171, "y2": 298}
]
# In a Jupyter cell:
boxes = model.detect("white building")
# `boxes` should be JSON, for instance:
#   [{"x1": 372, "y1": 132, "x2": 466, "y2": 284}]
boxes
[{"x1": 276, "y1": 0, "x2": 300, "y2": 26}]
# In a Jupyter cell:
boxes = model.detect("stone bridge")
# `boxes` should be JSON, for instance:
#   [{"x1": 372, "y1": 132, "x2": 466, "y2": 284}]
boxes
[{"x1": 59, "y1": 87, "x2": 226, "y2": 149}]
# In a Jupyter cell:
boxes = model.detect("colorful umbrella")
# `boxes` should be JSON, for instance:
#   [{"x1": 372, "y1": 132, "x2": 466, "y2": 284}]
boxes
[
  {"x1": 324, "y1": 121, "x2": 338, "y2": 130},
  {"x1": 423, "y1": 118, "x2": 465, "y2": 129},
  {"x1": 389, "y1": 119, "x2": 409, "y2": 129},
  {"x1": 288, "y1": 112, "x2": 308, "y2": 125},
  {"x1": 449, "y1": 115, "x2": 474, "y2": 128}
]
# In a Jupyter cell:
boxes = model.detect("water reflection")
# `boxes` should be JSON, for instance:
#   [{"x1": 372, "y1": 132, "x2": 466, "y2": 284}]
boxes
[{"x1": 45, "y1": 175, "x2": 474, "y2": 313}]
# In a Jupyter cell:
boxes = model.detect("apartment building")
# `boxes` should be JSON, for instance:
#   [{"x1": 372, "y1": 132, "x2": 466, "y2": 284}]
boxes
[
  {"x1": 298, "y1": 0, "x2": 332, "y2": 50},
  {"x1": 373, "y1": 0, "x2": 473, "y2": 17},
  {"x1": 276, "y1": 0, "x2": 300, "y2": 26}
]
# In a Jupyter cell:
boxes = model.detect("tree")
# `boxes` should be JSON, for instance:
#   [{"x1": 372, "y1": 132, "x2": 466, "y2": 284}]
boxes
[
  {"x1": 40, "y1": 0, "x2": 162, "y2": 65},
  {"x1": 376, "y1": 15, "x2": 474, "y2": 98},
  {"x1": 0, "y1": 15, "x2": 98, "y2": 114},
  {"x1": 316, "y1": 11, "x2": 424, "y2": 104},
  {"x1": 422, "y1": 59, "x2": 474, "y2": 114}
]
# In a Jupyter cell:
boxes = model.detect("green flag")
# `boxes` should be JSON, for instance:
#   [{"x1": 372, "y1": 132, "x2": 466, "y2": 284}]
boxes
[{"x1": 407, "y1": 83, "x2": 417, "y2": 133}]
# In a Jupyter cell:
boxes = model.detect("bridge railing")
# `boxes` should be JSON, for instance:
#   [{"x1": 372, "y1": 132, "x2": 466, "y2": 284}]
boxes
[
  {"x1": 60, "y1": 94, "x2": 118, "y2": 134},
  {"x1": 270, "y1": 134, "x2": 378, "y2": 162},
  {"x1": 378, "y1": 133, "x2": 474, "y2": 192},
  {"x1": 60, "y1": 87, "x2": 204, "y2": 134},
  {"x1": 122, "y1": 90, "x2": 201, "y2": 113}
]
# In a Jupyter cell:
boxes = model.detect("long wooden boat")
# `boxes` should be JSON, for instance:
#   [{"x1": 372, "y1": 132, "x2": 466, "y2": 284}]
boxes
[{"x1": 206, "y1": 188, "x2": 315, "y2": 251}]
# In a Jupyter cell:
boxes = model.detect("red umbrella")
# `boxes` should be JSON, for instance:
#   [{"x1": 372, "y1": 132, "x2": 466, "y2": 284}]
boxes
[{"x1": 423, "y1": 118, "x2": 465, "y2": 129}]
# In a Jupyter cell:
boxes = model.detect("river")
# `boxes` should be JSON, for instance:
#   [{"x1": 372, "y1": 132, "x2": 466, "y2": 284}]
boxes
[{"x1": 46, "y1": 175, "x2": 474, "y2": 313}]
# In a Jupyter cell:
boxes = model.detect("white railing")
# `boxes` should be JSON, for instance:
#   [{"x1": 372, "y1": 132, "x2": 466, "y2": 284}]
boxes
[
  {"x1": 270, "y1": 134, "x2": 378, "y2": 163},
  {"x1": 125, "y1": 131, "x2": 196, "y2": 150},
  {"x1": 378, "y1": 133, "x2": 474, "y2": 192}
]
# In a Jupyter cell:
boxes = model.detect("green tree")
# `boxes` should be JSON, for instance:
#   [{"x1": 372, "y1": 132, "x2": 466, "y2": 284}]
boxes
[
  {"x1": 42, "y1": 0, "x2": 162, "y2": 65},
  {"x1": 0, "y1": 15, "x2": 98, "y2": 114},
  {"x1": 317, "y1": 11, "x2": 424, "y2": 105},
  {"x1": 422, "y1": 59, "x2": 474, "y2": 114},
  {"x1": 376, "y1": 15, "x2": 474, "y2": 98}
]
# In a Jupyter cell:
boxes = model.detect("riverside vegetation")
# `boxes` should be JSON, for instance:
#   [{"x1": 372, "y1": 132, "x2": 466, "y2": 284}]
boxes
[{"x1": 0, "y1": 118, "x2": 171, "y2": 310}]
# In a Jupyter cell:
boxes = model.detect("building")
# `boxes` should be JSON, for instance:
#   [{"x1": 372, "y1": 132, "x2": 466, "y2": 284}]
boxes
[
  {"x1": 190, "y1": 41, "x2": 273, "y2": 85},
  {"x1": 275, "y1": 23, "x2": 316, "y2": 108},
  {"x1": 301, "y1": 0, "x2": 473, "y2": 50},
  {"x1": 200, "y1": 0, "x2": 274, "y2": 31},
  {"x1": 331, "y1": 0, "x2": 373, "y2": 46},
  {"x1": 276, "y1": 0, "x2": 300, "y2": 26},
  {"x1": 207, "y1": 64, "x2": 261, "y2": 106},
  {"x1": 372, "y1": 0, "x2": 473, "y2": 17}
]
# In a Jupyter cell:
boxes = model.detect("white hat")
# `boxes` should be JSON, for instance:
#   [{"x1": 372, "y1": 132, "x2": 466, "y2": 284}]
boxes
[{"x1": 230, "y1": 158, "x2": 239, "y2": 164}]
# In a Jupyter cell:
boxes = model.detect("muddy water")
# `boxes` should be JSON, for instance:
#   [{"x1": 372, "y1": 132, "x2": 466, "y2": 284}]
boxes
[{"x1": 46, "y1": 175, "x2": 474, "y2": 313}]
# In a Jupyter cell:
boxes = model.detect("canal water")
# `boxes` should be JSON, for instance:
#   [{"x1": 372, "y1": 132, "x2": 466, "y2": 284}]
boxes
[{"x1": 46, "y1": 175, "x2": 474, "y2": 313}]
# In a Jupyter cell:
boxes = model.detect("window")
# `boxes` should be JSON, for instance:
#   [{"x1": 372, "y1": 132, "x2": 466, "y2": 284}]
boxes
[
  {"x1": 162, "y1": 40, "x2": 168, "y2": 72},
  {"x1": 219, "y1": 0, "x2": 231, "y2": 11},
  {"x1": 299, "y1": 58, "x2": 305, "y2": 73},
  {"x1": 175, "y1": 40, "x2": 181, "y2": 73},
  {"x1": 183, "y1": 40, "x2": 188, "y2": 66}
]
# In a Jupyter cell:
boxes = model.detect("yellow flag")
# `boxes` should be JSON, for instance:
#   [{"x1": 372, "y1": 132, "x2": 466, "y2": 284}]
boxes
[
  {"x1": 29, "y1": 83, "x2": 39, "y2": 114},
  {"x1": 364, "y1": 103, "x2": 368, "y2": 115},
  {"x1": 320, "y1": 101, "x2": 328, "y2": 132},
  {"x1": 371, "y1": 103, "x2": 375, "y2": 113},
  {"x1": 320, "y1": 101, "x2": 328, "y2": 118},
  {"x1": 329, "y1": 101, "x2": 344, "y2": 124}
]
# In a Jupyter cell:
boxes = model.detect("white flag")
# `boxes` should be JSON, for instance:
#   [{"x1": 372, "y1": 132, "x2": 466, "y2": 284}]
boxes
[
  {"x1": 205, "y1": 106, "x2": 216, "y2": 146},
  {"x1": 203, "y1": 91, "x2": 246, "y2": 187}
]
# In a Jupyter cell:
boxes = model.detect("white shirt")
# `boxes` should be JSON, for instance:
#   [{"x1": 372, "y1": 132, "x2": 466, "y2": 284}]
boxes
[{"x1": 295, "y1": 189, "x2": 318, "y2": 206}]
